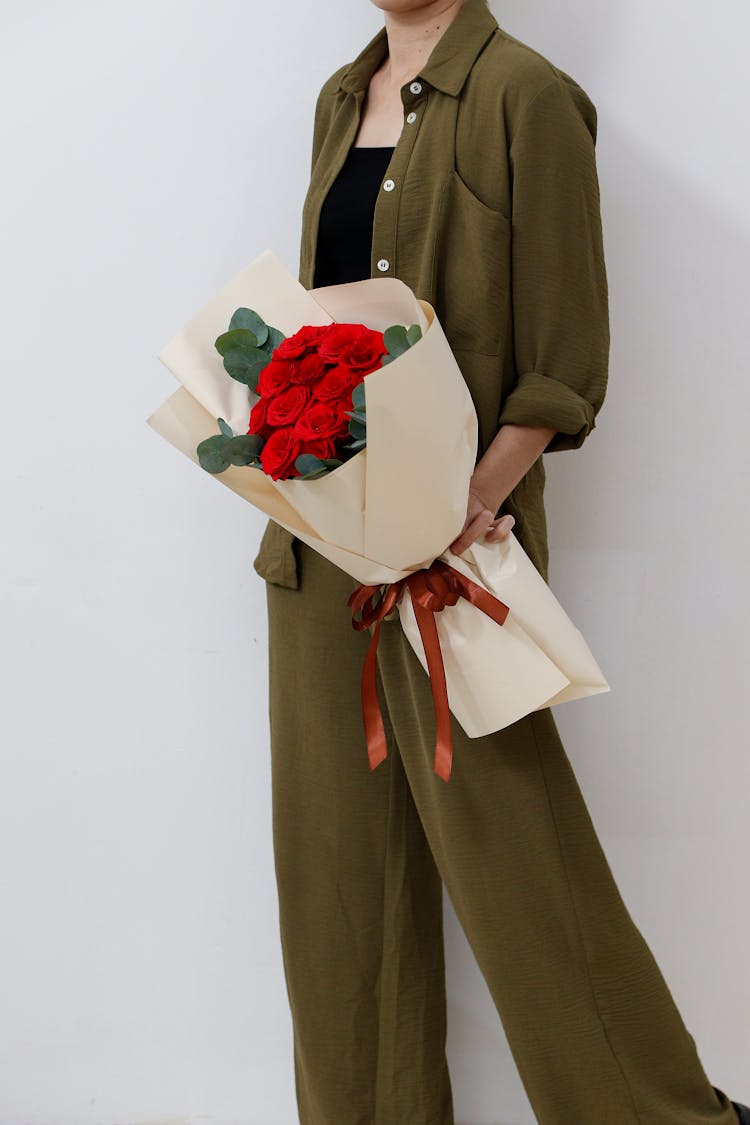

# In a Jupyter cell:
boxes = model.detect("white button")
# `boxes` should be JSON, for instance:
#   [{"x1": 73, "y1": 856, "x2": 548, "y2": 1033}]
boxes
[
  {"x1": 406, "y1": 111, "x2": 417, "y2": 124},
  {"x1": 383, "y1": 178, "x2": 395, "y2": 192},
  {"x1": 409, "y1": 81, "x2": 422, "y2": 95},
  {"x1": 377, "y1": 258, "x2": 390, "y2": 272}
]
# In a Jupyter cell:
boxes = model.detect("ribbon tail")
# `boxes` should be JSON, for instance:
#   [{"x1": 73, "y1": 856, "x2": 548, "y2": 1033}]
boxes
[
  {"x1": 445, "y1": 564, "x2": 510, "y2": 628},
  {"x1": 360, "y1": 618, "x2": 388, "y2": 771},
  {"x1": 412, "y1": 598, "x2": 454, "y2": 782}
]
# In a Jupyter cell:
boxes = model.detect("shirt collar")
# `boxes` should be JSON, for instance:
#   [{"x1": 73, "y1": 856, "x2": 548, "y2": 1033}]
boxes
[{"x1": 338, "y1": 0, "x2": 498, "y2": 98}]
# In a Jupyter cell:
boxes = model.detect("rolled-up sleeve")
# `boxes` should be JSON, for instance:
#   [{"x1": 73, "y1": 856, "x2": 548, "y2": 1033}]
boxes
[{"x1": 497, "y1": 77, "x2": 610, "y2": 453}]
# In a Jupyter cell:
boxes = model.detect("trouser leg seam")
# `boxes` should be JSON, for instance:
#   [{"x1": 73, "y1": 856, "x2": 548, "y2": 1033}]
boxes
[{"x1": 529, "y1": 710, "x2": 644, "y2": 1124}]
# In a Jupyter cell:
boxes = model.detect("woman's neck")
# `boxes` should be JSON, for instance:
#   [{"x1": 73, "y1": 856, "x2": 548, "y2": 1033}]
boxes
[{"x1": 380, "y1": 0, "x2": 464, "y2": 91}]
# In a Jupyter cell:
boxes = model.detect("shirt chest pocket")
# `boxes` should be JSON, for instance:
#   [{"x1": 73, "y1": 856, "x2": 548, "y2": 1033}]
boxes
[{"x1": 431, "y1": 169, "x2": 511, "y2": 357}]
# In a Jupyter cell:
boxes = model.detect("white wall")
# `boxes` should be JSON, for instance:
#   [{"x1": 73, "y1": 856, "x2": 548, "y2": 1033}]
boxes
[{"x1": 1, "y1": 1, "x2": 747, "y2": 1123}]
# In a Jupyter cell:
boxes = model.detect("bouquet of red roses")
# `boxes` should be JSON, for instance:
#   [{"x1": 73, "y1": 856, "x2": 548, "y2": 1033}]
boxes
[
  {"x1": 246, "y1": 322, "x2": 380, "y2": 481},
  {"x1": 147, "y1": 249, "x2": 609, "y2": 782},
  {"x1": 197, "y1": 310, "x2": 422, "y2": 483},
  {"x1": 148, "y1": 249, "x2": 474, "y2": 583}
]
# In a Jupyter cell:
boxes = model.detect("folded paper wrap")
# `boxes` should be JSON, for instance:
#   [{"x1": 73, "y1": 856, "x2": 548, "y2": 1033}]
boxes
[
  {"x1": 399, "y1": 535, "x2": 609, "y2": 738},
  {"x1": 150, "y1": 248, "x2": 474, "y2": 583},
  {"x1": 147, "y1": 249, "x2": 609, "y2": 778}
]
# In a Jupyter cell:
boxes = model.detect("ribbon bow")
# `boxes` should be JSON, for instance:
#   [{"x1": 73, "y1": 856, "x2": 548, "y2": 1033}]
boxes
[{"x1": 347, "y1": 557, "x2": 510, "y2": 782}]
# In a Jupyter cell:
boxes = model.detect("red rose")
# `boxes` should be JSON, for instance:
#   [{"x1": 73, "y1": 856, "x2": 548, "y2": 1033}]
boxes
[
  {"x1": 312, "y1": 364, "x2": 360, "y2": 403},
  {"x1": 317, "y1": 323, "x2": 365, "y2": 362},
  {"x1": 259, "y1": 427, "x2": 302, "y2": 480},
  {"x1": 337, "y1": 331, "x2": 387, "y2": 374},
  {"x1": 265, "y1": 384, "x2": 311, "y2": 427},
  {"x1": 290, "y1": 352, "x2": 329, "y2": 386},
  {"x1": 298, "y1": 436, "x2": 338, "y2": 463},
  {"x1": 318, "y1": 324, "x2": 385, "y2": 372},
  {"x1": 256, "y1": 358, "x2": 294, "y2": 397},
  {"x1": 274, "y1": 324, "x2": 330, "y2": 361},
  {"x1": 335, "y1": 392, "x2": 357, "y2": 427},
  {"x1": 294, "y1": 400, "x2": 350, "y2": 441},
  {"x1": 247, "y1": 394, "x2": 273, "y2": 439}
]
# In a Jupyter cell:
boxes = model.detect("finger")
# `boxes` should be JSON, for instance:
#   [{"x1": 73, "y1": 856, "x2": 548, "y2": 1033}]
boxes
[
  {"x1": 450, "y1": 516, "x2": 488, "y2": 555},
  {"x1": 448, "y1": 518, "x2": 473, "y2": 554},
  {"x1": 484, "y1": 515, "x2": 515, "y2": 541},
  {"x1": 450, "y1": 508, "x2": 493, "y2": 555}
]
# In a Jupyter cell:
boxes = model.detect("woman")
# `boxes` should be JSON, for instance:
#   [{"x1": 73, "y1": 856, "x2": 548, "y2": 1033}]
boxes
[{"x1": 254, "y1": 1, "x2": 748, "y2": 1121}]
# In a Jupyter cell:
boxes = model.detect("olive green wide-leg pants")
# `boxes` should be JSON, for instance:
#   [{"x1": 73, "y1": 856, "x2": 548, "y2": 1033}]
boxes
[{"x1": 259, "y1": 534, "x2": 736, "y2": 1125}]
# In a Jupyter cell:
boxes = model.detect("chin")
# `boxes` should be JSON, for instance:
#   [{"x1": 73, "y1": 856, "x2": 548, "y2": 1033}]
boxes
[{"x1": 369, "y1": 0, "x2": 458, "y2": 13}]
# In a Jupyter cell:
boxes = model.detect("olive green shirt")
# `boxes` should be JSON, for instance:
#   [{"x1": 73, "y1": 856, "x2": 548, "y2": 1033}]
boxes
[{"x1": 254, "y1": 0, "x2": 609, "y2": 587}]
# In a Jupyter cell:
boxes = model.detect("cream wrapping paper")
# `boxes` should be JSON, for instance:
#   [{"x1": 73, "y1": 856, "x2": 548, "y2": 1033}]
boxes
[
  {"x1": 398, "y1": 535, "x2": 609, "y2": 738},
  {"x1": 150, "y1": 248, "x2": 473, "y2": 582},
  {"x1": 147, "y1": 248, "x2": 609, "y2": 741}
]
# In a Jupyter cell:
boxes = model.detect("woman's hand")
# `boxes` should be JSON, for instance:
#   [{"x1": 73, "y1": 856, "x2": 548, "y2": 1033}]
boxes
[
  {"x1": 447, "y1": 422, "x2": 557, "y2": 556},
  {"x1": 448, "y1": 483, "x2": 515, "y2": 556}
]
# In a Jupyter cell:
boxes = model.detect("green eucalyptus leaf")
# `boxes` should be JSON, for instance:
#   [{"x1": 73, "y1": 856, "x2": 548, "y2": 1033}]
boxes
[
  {"x1": 228, "y1": 308, "x2": 256, "y2": 331},
  {"x1": 228, "y1": 307, "x2": 269, "y2": 346},
  {"x1": 215, "y1": 327, "x2": 258, "y2": 356},
  {"x1": 383, "y1": 324, "x2": 409, "y2": 358},
  {"x1": 320, "y1": 458, "x2": 343, "y2": 468},
  {"x1": 344, "y1": 409, "x2": 367, "y2": 426},
  {"x1": 197, "y1": 433, "x2": 232, "y2": 474},
  {"x1": 343, "y1": 437, "x2": 367, "y2": 451},
  {"x1": 217, "y1": 417, "x2": 234, "y2": 439},
  {"x1": 295, "y1": 453, "x2": 328, "y2": 476},
  {"x1": 262, "y1": 325, "x2": 286, "y2": 357},
  {"x1": 296, "y1": 465, "x2": 329, "y2": 480},
  {"x1": 351, "y1": 382, "x2": 366, "y2": 411},
  {"x1": 222, "y1": 346, "x2": 269, "y2": 391},
  {"x1": 226, "y1": 433, "x2": 264, "y2": 465},
  {"x1": 348, "y1": 417, "x2": 366, "y2": 441},
  {"x1": 406, "y1": 323, "x2": 423, "y2": 347}
]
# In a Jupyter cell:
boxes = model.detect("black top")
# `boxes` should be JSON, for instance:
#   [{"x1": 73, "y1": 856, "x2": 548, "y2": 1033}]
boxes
[{"x1": 313, "y1": 146, "x2": 395, "y2": 288}]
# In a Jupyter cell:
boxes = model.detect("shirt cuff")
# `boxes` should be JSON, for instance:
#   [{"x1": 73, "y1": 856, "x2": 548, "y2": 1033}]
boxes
[{"x1": 497, "y1": 371, "x2": 597, "y2": 453}]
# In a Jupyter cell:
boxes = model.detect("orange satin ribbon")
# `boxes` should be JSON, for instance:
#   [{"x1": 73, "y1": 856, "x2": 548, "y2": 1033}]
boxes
[{"x1": 347, "y1": 558, "x2": 510, "y2": 782}]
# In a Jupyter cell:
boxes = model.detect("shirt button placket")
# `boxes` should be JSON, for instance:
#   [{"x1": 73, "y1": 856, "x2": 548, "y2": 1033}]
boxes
[{"x1": 372, "y1": 78, "x2": 425, "y2": 278}]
